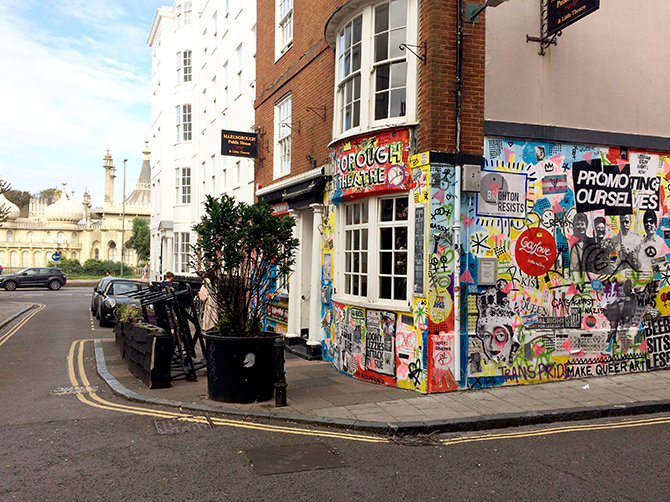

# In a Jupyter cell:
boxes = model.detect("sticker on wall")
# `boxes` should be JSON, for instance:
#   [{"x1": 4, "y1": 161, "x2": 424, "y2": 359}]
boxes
[
  {"x1": 514, "y1": 227, "x2": 558, "y2": 277},
  {"x1": 477, "y1": 171, "x2": 527, "y2": 218},
  {"x1": 656, "y1": 286, "x2": 670, "y2": 316}
]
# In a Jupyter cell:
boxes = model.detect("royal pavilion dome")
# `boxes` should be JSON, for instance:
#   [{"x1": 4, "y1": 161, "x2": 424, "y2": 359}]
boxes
[
  {"x1": 44, "y1": 183, "x2": 84, "y2": 223},
  {"x1": 0, "y1": 192, "x2": 20, "y2": 221}
]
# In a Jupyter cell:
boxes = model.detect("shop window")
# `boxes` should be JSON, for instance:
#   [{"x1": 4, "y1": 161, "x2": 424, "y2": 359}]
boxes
[{"x1": 340, "y1": 195, "x2": 409, "y2": 305}]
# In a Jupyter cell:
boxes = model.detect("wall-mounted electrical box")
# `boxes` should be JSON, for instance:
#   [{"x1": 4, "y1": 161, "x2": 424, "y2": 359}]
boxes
[{"x1": 462, "y1": 164, "x2": 481, "y2": 192}]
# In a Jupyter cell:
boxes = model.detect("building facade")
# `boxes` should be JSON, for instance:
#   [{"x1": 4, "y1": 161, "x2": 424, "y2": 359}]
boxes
[
  {"x1": 148, "y1": 0, "x2": 257, "y2": 282},
  {"x1": 0, "y1": 147, "x2": 151, "y2": 270},
  {"x1": 255, "y1": 0, "x2": 670, "y2": 392}
]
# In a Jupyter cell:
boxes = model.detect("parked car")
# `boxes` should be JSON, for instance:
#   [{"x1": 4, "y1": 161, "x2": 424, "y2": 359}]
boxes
[
  {"x1": 90, "y1": 276, "x2": 116, "y2": 317},
  {"x1": 0, "y1": 267, "x2": 67, "y2": 291},
  {"x1": 95, "y1": 278, "x2": 149, "y2": 327}
]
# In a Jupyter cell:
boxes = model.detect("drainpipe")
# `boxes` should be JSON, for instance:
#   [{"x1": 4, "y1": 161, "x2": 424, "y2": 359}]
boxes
[{"x1": 452, "y1": 0, "x2": 465, "y2": 383}]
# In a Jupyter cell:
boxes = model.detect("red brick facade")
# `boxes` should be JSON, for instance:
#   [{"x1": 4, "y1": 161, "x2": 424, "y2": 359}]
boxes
[{"x1": 254, "y1": 0, "x2": 486, "y2": 192}]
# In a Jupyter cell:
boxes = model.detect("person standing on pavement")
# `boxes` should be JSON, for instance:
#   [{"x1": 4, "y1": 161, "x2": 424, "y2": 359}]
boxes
[{"x1": 160, "y1": 271, "x2": 175, "y2": 289}]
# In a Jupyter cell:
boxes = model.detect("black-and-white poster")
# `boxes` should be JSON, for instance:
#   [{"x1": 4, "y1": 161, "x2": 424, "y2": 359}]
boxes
[{"x1": 365, "y1": 310, "x2": 395, "y2": 376}]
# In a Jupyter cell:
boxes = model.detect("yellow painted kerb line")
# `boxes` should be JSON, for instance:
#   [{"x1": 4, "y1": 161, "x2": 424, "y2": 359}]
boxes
[
  {"x1": 68, "y1": 339, "x2": 387, "y2": 443},
  {"x1": 440, "y1": 414, "x2": 670, "y2": 445},
  {"x1": 0, "y1": 303, "x2": 45, "y2": 348}
]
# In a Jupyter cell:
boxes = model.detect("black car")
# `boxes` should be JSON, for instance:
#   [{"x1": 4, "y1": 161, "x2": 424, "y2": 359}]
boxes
[
  {"x1": 90, "y1": 276, "x2": 117, "y2": 317},
  {"x1": 95, "y1": 278, "x2": 149, "y2": 327},
  {"x1": 0, "y1": 267, "x2": 67, "y2": 291}
]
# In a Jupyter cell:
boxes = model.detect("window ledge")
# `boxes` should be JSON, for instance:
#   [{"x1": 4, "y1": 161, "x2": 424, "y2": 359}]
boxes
[
  {"x1": 332, "y1": 294, "x2": 412, "y2": 314},
  {"x1": 329, "y1": 121, "x2": 419, "y2": 147}
]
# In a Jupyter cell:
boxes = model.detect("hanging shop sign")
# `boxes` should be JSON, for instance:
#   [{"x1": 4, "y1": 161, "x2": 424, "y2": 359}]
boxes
[
  {"x1": 331, "y1": 128, "x2": 411, "y2": 202},
  {"x1": 547, "y1": 0, "x2": 600, "y2": 37},
  {"x1": 221, "y1": 130, "x2": 257, "y2": 158}
]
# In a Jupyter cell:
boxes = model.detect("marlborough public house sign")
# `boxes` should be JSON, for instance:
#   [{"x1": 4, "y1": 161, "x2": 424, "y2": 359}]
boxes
[
  {"x1": 547, "y1": 0, "x2": 600, "y2": 37},
  {"x1": 221, "y1": 130, "x2": 258, "y2": 158}
]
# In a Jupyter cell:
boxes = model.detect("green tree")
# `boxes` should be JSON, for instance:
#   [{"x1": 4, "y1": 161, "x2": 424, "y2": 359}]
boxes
[
  {"x1": 0, "y1": 180, "x2": 12, "y2": 222},
  {"x1": 127, "y1": 217, "x2": 150, "y2": 262},
  {"x1": 36, "y1": 188, "x2": 59, "y2": 205}
]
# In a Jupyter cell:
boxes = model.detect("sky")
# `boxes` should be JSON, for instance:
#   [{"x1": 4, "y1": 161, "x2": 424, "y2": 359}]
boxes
[{"x1": 0, "y1": 0, "x2": 168, "y2": 209}]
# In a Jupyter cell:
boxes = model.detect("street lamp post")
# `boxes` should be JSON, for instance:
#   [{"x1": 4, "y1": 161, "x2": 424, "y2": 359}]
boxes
[{"x1": 121, "y1": 159, "x2": 128, "y2": 278}]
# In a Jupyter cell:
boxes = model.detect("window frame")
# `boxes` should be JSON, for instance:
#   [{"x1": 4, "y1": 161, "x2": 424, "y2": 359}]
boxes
[
  {"x1": 274, "y1": 94, "x2": 292, "y2": 179},
  {"x1": 333, "y1": 0, "x2": 417, "y2": 140},
  {"x1": 276, "y1": 0, "x2": 293, "y2": 58},
  {"x1": 335, "y1": 193, "x2": 413, "y2": 311},
  {"x1": 174, "y1": 232, "x2": 191, "y2": 274},
  {"x1": 177, "y1": 103, "x2": 192, "y2": 141},
  {"x1": 175, "y1": 167, "x2": 192, "y2": 205}
]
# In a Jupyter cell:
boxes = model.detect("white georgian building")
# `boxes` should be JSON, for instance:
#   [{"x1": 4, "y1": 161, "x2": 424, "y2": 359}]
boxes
[{"x1": 147, "y1": 0, "x2": 257, "y2": 281}]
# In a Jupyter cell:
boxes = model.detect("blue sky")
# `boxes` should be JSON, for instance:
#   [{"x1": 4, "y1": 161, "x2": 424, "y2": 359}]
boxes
[{"x1": 0, "y1": 0, "x2": 167, "y2": 208}]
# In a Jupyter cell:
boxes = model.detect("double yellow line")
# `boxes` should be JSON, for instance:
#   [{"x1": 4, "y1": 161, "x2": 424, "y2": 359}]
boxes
[
  {"x1": 0, "y1": 303, "x2": 661, "y2": 446},
  {"x1": 441, "y1": 414, "x2": 670, "y2": 446},
  {"x1": 0, "y1": 303, "x2": 45, "y2": 348},
  {"x1": 67, "y1": 339, "x2": 387, "y2": 443}
]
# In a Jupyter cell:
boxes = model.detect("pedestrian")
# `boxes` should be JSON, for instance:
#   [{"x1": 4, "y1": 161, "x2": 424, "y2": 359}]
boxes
[
  {"x1": 160, "y1": 271, "x2": 175, "y2": 289},
  {"x1": 197, "y1": 282, "x2": 218, "y2": 332},
  {"x1": 142, "y1": 263, "x2": 149, "y2": 280}
]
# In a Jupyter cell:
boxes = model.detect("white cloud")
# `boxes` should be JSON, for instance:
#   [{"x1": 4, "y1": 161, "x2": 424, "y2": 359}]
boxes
[{"x1": 0, "y1": 1, "x2": 159, "y2": 208}]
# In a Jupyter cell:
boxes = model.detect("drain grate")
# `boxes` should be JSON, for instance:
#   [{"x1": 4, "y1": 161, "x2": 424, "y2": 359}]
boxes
[
  {"x1": 155, "y1": 418, "x2": 214, "y2": 435},
  {"x1": 244, "y1": 443, "x2": 346, "y2": 475},
  {"x1": 50, "y1": 385, "x2": 99, "y2": 396}
]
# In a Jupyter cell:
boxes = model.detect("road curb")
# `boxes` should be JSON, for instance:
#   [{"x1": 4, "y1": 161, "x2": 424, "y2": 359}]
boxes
[
  {"x1": 93, "y1": 339, "x2": 670, "y2": 436},
  {"x1": 0, "y1": 304, "x2": 37, "y2": 330}
]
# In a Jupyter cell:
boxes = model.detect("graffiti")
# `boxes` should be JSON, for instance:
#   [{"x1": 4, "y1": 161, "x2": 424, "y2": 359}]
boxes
[{"x1": 475, "y1": 285, "x2": 521, "y2": 364}]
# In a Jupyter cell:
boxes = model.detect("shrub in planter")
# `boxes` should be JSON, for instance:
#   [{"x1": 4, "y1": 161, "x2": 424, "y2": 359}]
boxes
[{"x1": 192, "y1": 194, "x2": 299, "y2": 403}]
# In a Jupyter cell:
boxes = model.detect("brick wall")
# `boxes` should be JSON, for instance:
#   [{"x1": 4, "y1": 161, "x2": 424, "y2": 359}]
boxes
[
  {"x1": 255, "y1": 0, "x2": 342, "y2": 194},
  {"x1": 417, "y1": 0, "x2": 486, "y2": 156},
  {"x1": 255, "y1": 0, "x2": 487, "y2": 194}
]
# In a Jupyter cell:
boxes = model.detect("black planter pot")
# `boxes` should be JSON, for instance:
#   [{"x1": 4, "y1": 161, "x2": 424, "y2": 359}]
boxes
[{"x1": 204, "y1": 332, "x2": 280, "y2": 404}]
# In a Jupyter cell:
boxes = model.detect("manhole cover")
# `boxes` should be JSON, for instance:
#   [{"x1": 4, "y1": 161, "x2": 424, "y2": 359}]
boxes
[
  {"x1": 244, "y1": 443, "x2": 346, "y2": 475},
  {"x1": 50, "y1": 385, "x2": 99, "y2": 396},
  {"x1": 155, "y1": 418, "x2": 213, "y2": 435}
]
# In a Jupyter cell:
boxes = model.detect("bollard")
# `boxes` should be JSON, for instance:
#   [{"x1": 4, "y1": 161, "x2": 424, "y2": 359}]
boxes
[{"x1": 274, "y1": 336, "x2": 287, "y2": 407}]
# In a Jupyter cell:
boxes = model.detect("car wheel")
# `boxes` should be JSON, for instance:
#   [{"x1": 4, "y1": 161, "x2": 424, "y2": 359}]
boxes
[
  {"x1": 3, "y1": 281, "x2": 17, "y2": 291},
  {"x1": 48, "y1": 280, "x2": 62, "y2": 291},
  {"x1": 98, "y1": 309, "x2": 108, "y2": 327}
]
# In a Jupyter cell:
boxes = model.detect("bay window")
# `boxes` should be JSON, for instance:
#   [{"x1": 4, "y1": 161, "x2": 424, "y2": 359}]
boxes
[{"x1": 335, "y1": 0, "x2": 415, "y2": 137}]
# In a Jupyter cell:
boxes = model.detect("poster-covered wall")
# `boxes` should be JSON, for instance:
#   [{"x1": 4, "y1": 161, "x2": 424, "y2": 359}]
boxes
[
  {"x1": 320, "y1": 134, "x2": 670, "y2": 393},
  {"x1": 465, "y1": 139, "x2": 670, "y2": 388}
]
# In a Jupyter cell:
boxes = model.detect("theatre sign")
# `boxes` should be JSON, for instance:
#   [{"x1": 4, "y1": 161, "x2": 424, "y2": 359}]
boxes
[
  {"x1": 221, "y1": 130, "x2": 257, "y2": 158},
  {"x1": 547, "y1": 0, "x2": 599, "y2": 37}
]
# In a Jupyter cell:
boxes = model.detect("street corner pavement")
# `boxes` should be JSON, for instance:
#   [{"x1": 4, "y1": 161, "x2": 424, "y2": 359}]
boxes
[
  {"x1": 0, "y1": 301, "x2": 36, "y2": 329},
  {"x1": 93, "y1": 336, "x2": 670, "y2": 435}
]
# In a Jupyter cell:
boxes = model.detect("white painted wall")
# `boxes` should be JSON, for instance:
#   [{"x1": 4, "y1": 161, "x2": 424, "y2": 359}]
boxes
[
  {"x1": 148, "y1": 0, "x2": 256, "y2": 280},
  {"x1": 485, "y1": 0, "x2": 670, "y2": 138}
]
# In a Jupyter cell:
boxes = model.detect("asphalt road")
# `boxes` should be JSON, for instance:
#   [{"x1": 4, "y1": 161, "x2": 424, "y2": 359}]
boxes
[{"x1": 1, "y1": 289, "x2": 670, "y2": 501}]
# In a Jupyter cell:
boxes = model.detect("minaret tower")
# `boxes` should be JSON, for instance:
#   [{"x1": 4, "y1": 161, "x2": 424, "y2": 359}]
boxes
[{"x1": 103, "y1": 149, "x2": 116, "y2": 208}]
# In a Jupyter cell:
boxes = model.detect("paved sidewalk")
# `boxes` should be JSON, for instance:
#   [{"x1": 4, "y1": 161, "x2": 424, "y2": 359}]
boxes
[
  {"x1": 3, "y1": 300, "x2": 669, "y2": 434},
  {"x1": 94, "y1": 337, "x2": 670, "y2": 434}
]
